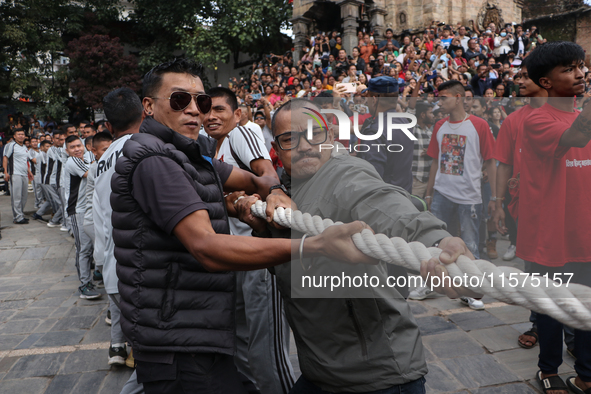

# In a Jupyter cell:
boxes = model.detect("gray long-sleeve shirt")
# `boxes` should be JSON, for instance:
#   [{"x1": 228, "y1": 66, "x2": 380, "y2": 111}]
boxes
[{"x1": 265, "y1": 155, "x2": 449, "y2": 392}]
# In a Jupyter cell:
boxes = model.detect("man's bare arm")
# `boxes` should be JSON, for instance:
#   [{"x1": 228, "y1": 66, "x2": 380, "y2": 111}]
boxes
[
  {"x1": 494, "y1": 162, "x2": 512, "y2": 233},
  {"x1": 174, "y1": 210, "x2": 376, "y2": 271},
  {"x1": 223, "y1": 166, "x2": 279, "y2": 198},
  {"x1": 559, "y1": 104, "x2": 591, "y2": 148},
  {"x1": 249, "y1": 158, "x2": 279, "y2": 180}
]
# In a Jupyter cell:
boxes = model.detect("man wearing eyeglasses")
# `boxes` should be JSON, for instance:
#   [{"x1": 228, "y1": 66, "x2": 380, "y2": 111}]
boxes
[
  {"x1": 111, "y1": 59, "x2": 372, "y2": 394},
  {"x1": 233, "y1": 98, "x2": 480, "y2": 394}
]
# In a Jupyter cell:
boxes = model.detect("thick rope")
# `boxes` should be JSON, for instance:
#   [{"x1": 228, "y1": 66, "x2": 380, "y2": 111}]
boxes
[{"x1": 250, "y1": 201, "x2": 591, "y2": 330}]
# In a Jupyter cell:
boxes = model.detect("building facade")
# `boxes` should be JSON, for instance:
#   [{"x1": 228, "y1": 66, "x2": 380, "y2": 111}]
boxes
[{"x1": 291, "y1": 0, "x2": 524, "y2": 60}]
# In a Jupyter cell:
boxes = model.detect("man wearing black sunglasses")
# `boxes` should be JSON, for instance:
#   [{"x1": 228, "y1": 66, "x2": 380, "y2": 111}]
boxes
[{"x1": 111, "y1": 59, "x2": 373, "y2": 394}]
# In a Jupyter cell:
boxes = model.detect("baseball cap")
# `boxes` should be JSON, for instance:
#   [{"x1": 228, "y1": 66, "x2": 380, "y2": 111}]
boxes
[{"x1": 364, "y1": 76, "x2": 399, "y2": 94}]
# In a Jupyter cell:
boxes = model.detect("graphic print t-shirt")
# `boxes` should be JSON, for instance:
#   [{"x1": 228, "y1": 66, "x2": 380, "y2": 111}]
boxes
[
  {"x1": 216, "y1": 125, "x2": 271, "y2": 236},
  {"x1": 427, "y1": 115, "x2": 495, "y2": 204},
  {"x1": 64, "y1": 156, "x2": 89, "y2": 216}
]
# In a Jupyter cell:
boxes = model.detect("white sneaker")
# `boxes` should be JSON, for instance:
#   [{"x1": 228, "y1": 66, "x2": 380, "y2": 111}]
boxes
[
  {"x1": 60, "y1": 226, "x2": 68, "y2": 232},
  {"x1": 47, "y1": 222, "x2": 60, "y2": 228},
  {"x1": 408, "y1": 286, "x2": 438, "y2": 300},
  {"x1": 503, "y1": 245, "x2": 517, "y2": 261},
  {"x1": 460, "y1": 296, "x2": 485, "y2": 310}
]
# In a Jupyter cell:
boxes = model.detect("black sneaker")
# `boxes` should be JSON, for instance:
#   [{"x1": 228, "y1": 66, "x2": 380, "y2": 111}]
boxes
[
  {"x1": 79, "y1": 282, "x2": 102, "y2": 299},
  {"x1": 93, "y1": 270, "x2": 103, "y2": 281},
  {"x1": 105, "y1": 309, "x2": 112, "y2": 325},
  {"x1": 14, "y1": 218, "x2": 29, "y2": 224},
  {"x1": 108, "y1": 343, "x2": 128, "y2": 365},
  {"x1": 32, "y1": 213, "x2": 46, "y2": 221}
]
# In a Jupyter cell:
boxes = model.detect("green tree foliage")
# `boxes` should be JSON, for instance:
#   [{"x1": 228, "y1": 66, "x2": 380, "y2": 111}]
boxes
[
  {"x1": 180, "y1": 0, "x2": 292, "y2": 69},
  {"x1": 0, "y1": 0, "x2": 84, "y2": 102},
  {"x1": 127, "y1": 0, "x2": 206, "y2": 73},
  {"x1": 65, "y1": 34, "x2": 141, "y2": 109}
]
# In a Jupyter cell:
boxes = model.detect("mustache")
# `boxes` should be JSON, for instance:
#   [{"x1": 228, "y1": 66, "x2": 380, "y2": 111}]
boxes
[{"x1": 293, "y1": 151, "x2": 322, "y2": 162}]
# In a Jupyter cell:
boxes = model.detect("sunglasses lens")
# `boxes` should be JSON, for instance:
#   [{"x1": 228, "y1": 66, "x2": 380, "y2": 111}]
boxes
[
  {"x1": 197, "y1": 95, "x2": 212, "y2": 113},
  {"x1": 170, "y1": 92, "x2": 192, "y2": 111}
]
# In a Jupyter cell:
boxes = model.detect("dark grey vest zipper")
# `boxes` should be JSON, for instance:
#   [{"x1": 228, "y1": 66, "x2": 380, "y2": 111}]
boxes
[{"x1": 346, "y1": 299, "x2": 368, "y2": 359}]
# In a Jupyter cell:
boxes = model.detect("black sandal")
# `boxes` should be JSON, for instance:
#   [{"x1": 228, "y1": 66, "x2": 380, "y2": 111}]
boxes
[
  {"x1": 518, "y1": 328, "x2": 538, "y2": 349},
  {"x1": 567, "y1": 377, "x2": 591, "y2": 394},
  {"x1": 537, "y1": 371, "x2": 568, "y2": 394}
]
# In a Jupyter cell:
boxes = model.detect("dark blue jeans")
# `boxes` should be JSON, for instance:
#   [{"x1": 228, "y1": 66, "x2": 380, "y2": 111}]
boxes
[
  {"x1": 430, "y1": 190, "x2": 481, "y2": 259},
  {"x1": 288, "y1": 376, "x2": 426, "y2": 394},
  {"x1": 530, "y1": 262, "x2": 591, "y2": 381}
]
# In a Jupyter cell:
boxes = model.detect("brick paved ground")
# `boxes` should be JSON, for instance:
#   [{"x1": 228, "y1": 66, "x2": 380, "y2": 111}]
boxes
[{"x1": 0, "y1": 193, "x2": 576, "y2": 393}]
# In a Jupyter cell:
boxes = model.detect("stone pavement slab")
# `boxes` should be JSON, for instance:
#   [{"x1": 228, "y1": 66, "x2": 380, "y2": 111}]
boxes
[
  {"x1": 5, "y1": 353, "x2": 69, "y2": 379},
  {"x1": 423, "y1": 330, "x2": 485, "y2": 359},
  {"x1": 468, "y1": 325, "x2": 523, "y2": 352},
  {"x1": 441, "y1": 354, "x2": 520, "y2": 388},
  {"x1": 493, "y1": 347, "x2": 574, "y2": 380},
  {"x1": 448, "y1": 310, "x2": 505, "y2": 331},
  {"x1": 472, "y1": 383, "x2": 539, "y2": 394},
  {"x1": 0, "y1": 377, "x2": 50, "y2": 394}
]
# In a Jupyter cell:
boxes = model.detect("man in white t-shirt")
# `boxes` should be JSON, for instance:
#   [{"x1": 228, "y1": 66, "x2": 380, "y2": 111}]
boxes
[
  {"x1": 238, "y1": 103, "x2": 264, "y2": 141},
  {"x1": 63, "y1": 135, "x2": 101, "y2": 300},
  {"x1": 423, "y1": 81, "x2": 496, "y2": 309},
  {"x1": 425, "y1": 81, "x2": 496, "y2": 255},
  {"x1": 253, "y1": 110, "x2": 274, "y2": 153},
  {"x1": 94, "y1": 87, "x2": 144, "y2": 374},
  {"x1": 3, "y1": 129, "x2": 32, "y2": 224},
  {"x1": 203, "y1": 87, "x2": 295, "y2": 394},
  {"x1": 29, "y1": 136, "x2": 44, "y2": 209}
]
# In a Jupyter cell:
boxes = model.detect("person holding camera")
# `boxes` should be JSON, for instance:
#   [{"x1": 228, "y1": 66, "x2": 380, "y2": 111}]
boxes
[{"x1": 494, "y1": 27, "x2": 515, "y2": 64}]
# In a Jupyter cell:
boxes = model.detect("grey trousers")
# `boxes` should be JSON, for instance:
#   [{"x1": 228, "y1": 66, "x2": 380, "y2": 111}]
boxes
[
  {"x1": 58, "y1": 187, "x2": 71, "y2": 230},
  {"x1": 71, "y1": 213, "x2": 93, "y2": 285},
  {"x1": 120, "y1": 370, "x2": 144, "y2": 394},
  {"x1": 108, "y1": 294, "x2": 126, "y2": 344},
  {"x1": 10, "y1": 175, "x2": 28, "y2": 222},
  {"x1": 33, "y1": 179, "x2": 43, "y2": 208},
  {"x1": 44, "y1": 184, "x2": 63, "y2": 225},
  {"x1": 36, "y1": 184, "x2": 53, "y2": 217},
  {"x1": 234, "y1": 269, "x2": 295, "y2": 394}
]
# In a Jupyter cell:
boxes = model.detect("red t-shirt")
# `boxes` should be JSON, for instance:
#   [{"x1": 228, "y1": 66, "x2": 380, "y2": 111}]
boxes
[
  {"x1": 493, "y1": 105, "x2": 536, "y2": 219},
  {"x1": 517, "y1": 103, "x2": 591, "y2": 266}
]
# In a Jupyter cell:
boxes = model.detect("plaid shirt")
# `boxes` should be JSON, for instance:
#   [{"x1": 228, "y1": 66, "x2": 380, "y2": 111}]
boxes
[{"x1": 412, "y1": 123, "x2": 433, "y2": 183}]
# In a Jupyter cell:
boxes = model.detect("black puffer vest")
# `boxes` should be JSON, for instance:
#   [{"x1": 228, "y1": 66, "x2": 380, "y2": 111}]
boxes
[{"x1": 111, "y1": 117, "x2": 235, "y2": 355}]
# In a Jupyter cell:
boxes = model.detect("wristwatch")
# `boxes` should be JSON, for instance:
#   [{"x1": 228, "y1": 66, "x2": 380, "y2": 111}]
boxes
[{"x1": 269, "y1": 184, "x2": 289, "y2": 196}]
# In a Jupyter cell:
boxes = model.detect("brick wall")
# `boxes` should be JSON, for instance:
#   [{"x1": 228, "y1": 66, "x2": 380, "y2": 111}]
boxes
[{"x1": 576, "y1": 13, "x2": 591, "y2": 65}]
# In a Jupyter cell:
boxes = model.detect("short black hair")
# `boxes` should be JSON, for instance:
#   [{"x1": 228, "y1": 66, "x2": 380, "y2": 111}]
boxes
[
  {"x1": 526, "y1": 41, "x2": 585, "y2": 87},
  {"x1": 520, "y1": 54, "x2": 533, "y2": 71},
  {"x1": 415, "y1": 102, "x2": 433, "y2": 118},
  {"x1": 92, "y1": 131, "x2": 113, "y2": 147},
  {"x1": 85, "y1": 136, "x2": 93, "y2": 147},
  {"x1": 63, "y1": 123, "x2": 76, "y2": 130},
  {"x1": 271, "y1": 99, "x2": 321, "y2": 136},
  {"x1": 65, "y1": 135, "x2": 81, "y2": 145},
  {"x1": 79, "y1": 120, "x2": 90, "y2": 127},
  {"x1": 143, "y1": 58, "x2": 204, "y2": 98},
  {"x1": 207, "y1": 87, "x2": 238, "y2": 111},
  {"x1": 53, "y1": 128, "x2": 66, "y2": 136},
  {"x1": 40, "y1": 140, "x2": 52, "y2": 147},
  {"x1": 103, "y1": 87, "x2": 143, "y2": 133},
  {"x1": 438, "y1": 80, "x2": 466, "y2": 96},
  {"x1": 472, "y1": 97, "x2": 487, "y2": 108},
  {"x1": 84, "y1": 124, "x2": 97, "y2": 132},
  {"x1": 13, "y1": 128, "x2": 25, "y2": 134}
]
